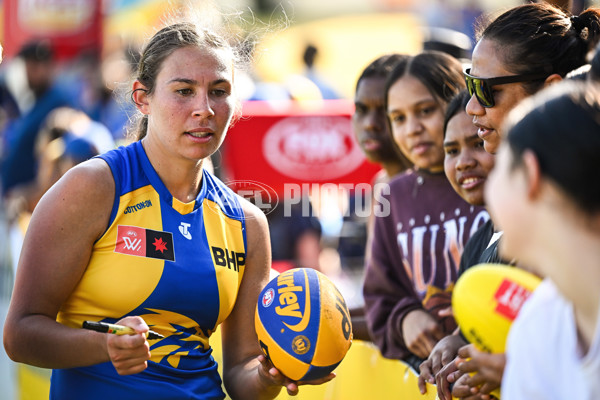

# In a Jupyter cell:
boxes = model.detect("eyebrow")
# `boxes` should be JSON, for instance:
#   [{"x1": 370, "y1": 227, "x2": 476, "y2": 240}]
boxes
[
  {"x1": 414, "y1": 98, "x2": 437, "y2": 106},
  {"x1": 167, "y1": 78, "x2": 231, "y2": 85},
  {"x1": 388, "y1": 98, "x2": 437, "y2": 113},
  {"x1": 465, "y1": 133, "x2": 482, "y2": 142},
  {"x1": 443, "y1": 140, "x2": 457, "y2": 147},
  {"x1": 443, "y1": 133, "x2": 481, "y2": 147},
  {"x1": 168, "y1": 78, "x2": 196, "y2": 85},
  {"x1": 354, "y1": 100, "x2": 372, "y2": 108}
]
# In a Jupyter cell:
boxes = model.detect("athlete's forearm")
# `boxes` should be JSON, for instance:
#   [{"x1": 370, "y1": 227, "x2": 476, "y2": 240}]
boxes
[
  {"x1": 4, "y1": 313, "x2": 110, "y2": 369},
  {"x1": 223, "y1": 357, "x2": 283, "y2": 400}
]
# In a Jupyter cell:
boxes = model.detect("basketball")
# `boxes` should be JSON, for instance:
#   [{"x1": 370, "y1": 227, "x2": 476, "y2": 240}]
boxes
[
  {"x1": 452, "y1": 263, "x2": 541, "y2": 353},
  {"x1": 255, "y1": 268, "x2": 353, "y2": 381}
]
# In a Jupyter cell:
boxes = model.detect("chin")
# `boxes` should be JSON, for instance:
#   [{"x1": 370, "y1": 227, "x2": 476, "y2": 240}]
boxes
[
  {"x1": 413, "y1": 157, "x2": 437, "y2": 171},
  {"x1": 364, "y1": 152, "x2": 380, "y2": 163},
  {"x1": 466, "y1": 195, "x2": 485, "y2": 206},
  {"x1": 483, "y1": 139, "x2": 500, "y2": 155}
]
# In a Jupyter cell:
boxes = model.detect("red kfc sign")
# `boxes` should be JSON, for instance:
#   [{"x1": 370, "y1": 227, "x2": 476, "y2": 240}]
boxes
[{"x1": 222, "y1": 100, "x2": 381, "y2": 195}]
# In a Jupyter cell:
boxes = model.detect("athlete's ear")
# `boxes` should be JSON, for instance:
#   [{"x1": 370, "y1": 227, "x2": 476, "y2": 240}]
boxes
[
  {"x1": 132, "y1": 81, "x2": 150, "y2": 114},
  {"x1": 522, "y1": 149, "x2": 541, "y2": 201}
]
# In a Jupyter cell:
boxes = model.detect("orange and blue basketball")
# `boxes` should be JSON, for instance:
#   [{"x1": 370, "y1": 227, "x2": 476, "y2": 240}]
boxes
[{"x1": 255, "y1": 268, "x2": 353, "y2": 381}]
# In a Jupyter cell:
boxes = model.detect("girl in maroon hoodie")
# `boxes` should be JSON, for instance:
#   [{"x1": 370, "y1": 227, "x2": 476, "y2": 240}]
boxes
[{"x1": 363, "y1": 51, "x2": 489, "y2": 371}]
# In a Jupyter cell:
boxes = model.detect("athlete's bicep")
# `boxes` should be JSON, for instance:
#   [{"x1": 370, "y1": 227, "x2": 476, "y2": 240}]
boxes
[{"x1": 10, "y1": 158, "x2": 115, "y2": 319}]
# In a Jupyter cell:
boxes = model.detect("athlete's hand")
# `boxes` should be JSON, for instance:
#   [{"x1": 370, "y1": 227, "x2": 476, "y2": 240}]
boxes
[
  {"x1": 257, "y1": 354, "x2": 335, "y2": 396},
  {"x1": 106, "y1": 316, "x2": 151, "y2": 375},
  {"x1": 402, "y1": 309, "x2": 445, "y2": 359}
]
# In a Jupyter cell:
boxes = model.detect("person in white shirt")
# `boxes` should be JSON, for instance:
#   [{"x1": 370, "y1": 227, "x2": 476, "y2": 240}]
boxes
[{"x1": 484, "y1": 81, "x2": 600, "y2": 399}]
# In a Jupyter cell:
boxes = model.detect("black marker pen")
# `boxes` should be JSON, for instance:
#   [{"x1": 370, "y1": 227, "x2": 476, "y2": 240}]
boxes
[{"x1": 83, "y1": 320, "x2": 164, "y2": 340}]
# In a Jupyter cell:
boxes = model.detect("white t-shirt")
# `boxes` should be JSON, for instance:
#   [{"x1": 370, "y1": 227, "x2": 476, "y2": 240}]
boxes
[{"x1": 503, "y1": 279, "x2": 600, "y2": 399}]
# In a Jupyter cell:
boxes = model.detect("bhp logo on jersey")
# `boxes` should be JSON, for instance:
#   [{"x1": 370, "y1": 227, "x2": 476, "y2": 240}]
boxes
[
  {"x1": 115, "y1": 225, "x2": 175, "y2": 261},
  {"x1": 211, "y1": 246, "x2": 245, "y2": 272}
]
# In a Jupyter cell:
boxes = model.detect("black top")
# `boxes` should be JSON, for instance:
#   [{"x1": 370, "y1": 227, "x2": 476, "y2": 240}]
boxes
[{"x1": 457, "y1": 218, "x2": 509, "y2": 276}]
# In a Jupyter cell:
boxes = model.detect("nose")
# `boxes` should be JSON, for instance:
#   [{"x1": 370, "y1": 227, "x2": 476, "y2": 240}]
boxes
[
  {"x1": 455, "y1": 149, "x2": 477, "y2": 171},
  {"x1": 465, "y1": 93, "x2": 484, "y2": 117},
  {"x1": 405, "y1": 115, "x2": 423, "y2": 137},
  {"x1": 364, "y1": 109, "x2": 383, "y2": 132},
  {"x1": 193, "y1": 92, "x2": 215, "y2": 118}
]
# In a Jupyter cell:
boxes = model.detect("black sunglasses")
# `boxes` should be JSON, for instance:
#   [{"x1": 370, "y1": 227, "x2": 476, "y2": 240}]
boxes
[{"x1": 464, "y1": 68, "x2": 550, "y2": 108}]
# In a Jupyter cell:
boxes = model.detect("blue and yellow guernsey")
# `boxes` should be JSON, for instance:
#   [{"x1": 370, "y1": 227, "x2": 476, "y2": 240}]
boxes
[{"x1": 51, "y1": 141, "x2": 246, "y2": 400}]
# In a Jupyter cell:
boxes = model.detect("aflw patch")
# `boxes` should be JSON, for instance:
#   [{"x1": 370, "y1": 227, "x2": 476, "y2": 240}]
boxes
[{"x1": 115, "y1": 225, "x2": 175, "y2": 261}]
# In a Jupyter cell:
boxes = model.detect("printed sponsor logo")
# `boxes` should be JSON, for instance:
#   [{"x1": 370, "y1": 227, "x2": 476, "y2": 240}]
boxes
[
  {"x1": 262, "y1": 288, "x2": 275, "y2": 307},
  {"x1": 179, "y1": 222, "x2": 192, "y2": 240},
  {"x1": 115, "y1": 225, "x2": 175, "y2": 261},
  {"x1": 123, "y1": 235, "x2": 142, "y2": 252},
  {"x1": 494, "y1": 279, "x2": 533, "y2": 321},
  {"x1": 334, "y1": 285, "x2": 352, "y2": 340},
  {"x1": 124, "y1": 200, "x2": 153, "y2": 215},
  {"x1": 262, "y1": 116, "x2": 364, "y2": 180},
  {"x1": 275, "y1": 269, "x2": 311, "y2": 332},
  {"x1": 211, "y1": 246, "x2": 245, "y2": 272},
  {"x1": 292, "y1": 335, "x2": 310, "y2": 355},
  {"x1": 467, "y1": 327, "x2": 492, "y2": 353}
]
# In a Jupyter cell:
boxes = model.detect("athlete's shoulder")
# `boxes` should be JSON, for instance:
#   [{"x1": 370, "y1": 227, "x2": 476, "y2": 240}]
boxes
[
  {"x1": 60, "y1": 157, "x2": 115, "y2": 195},
  {"x1": 98, "y1": 141, "x2": 136, "y2": 161},
  {"x1": 97, "y1": 142, "x2": 140, "y2": 174},
  {"x1": 239, "y1": 196, "x2": 268, "y2": 226},
  {"x1": 202, "y1": 171, "x2": 246, "y2": 222},
  {"x1": 97, "y1": 141, "x2": 154, "y2": 195},
  {"x1": 36, "y1": 157, "x2": 115, "y2": 238}
]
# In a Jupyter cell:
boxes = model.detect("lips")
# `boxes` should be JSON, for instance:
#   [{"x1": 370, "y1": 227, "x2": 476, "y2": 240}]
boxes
[
  {"x1": 186, "y1": 130, "x2": 212, "y2": 138},
  {"x1": 185, "y1": 127, "x2": 215, "y2": 143},
  {"x1": 361, "y1": 138, "x2": 381, "y2": 151},
  {"x1": 474, "y1": 121, "x2": 494, "y2": 140},
  {"x1": 411, "y1": 142, "x2": 432, "y2": 156},
  {"x1": 458, "y1": 175, "x2": 484, "y2": 190},
  {"x1": 479, "y1": 127, "x2": 495, "y2": 140}
]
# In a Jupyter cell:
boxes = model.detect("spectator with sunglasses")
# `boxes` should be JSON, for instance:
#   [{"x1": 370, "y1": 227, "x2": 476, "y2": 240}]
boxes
[
  {"x1": 465, "y1": 2, "x2": 600, "y2": 155},
  {"x1": 433, "y1": 3, "x2": 600, "y2": 399},
  {"x1": 363, "y1": 51, "x2": 489, "y2": 372}
]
